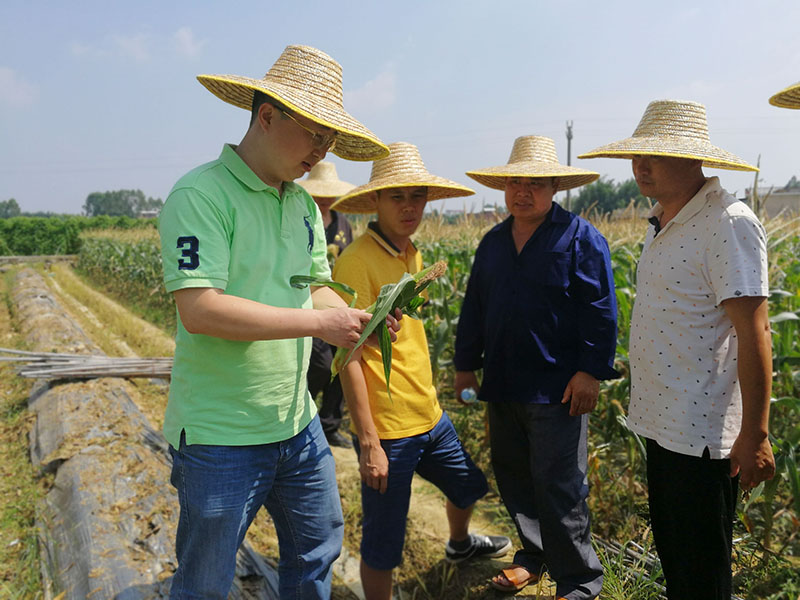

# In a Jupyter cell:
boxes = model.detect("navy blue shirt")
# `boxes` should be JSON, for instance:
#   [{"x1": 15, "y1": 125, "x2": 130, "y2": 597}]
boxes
[{"x1": 454, "y1": 203, "x2": 619, "y2": 403}]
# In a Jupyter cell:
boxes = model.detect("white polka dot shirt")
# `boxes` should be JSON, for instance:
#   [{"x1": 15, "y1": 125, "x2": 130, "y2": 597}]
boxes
[{"x1": 628, "y1": 177, "x2": 769, "y2": 459}]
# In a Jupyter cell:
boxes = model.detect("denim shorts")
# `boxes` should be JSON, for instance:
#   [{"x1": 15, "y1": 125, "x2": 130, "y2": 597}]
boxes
[{"x1": 353, "y1": 411, "x2": 488, "y2": 570}]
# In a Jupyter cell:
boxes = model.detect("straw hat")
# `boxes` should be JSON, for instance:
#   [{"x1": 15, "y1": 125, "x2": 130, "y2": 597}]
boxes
[
  {"x1": 298, "y1": 161, "x2": 355, "y2": 198},
  {"x1": 769, "y1": 81, "x2": 800, "y2": 109},
  {"x1": 331, "y1": 142, "x2": 475, "y2": 214},
  {"x1": 197, "y1": 45, "x2": 389, "y2": 162},
  {"x1": 578, "y1": 99, "x2": 758, "y2": 172},
  {"x1": 466, "y1": 136, "x2": 599, "y2": 192}
]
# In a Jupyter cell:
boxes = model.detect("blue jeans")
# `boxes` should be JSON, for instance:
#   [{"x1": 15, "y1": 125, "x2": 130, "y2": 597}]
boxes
[{"x1": 168, "y1": 416, "x2": 344, "y2": 599}]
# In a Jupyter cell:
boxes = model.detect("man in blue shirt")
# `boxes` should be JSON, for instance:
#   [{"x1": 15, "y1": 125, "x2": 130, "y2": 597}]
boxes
[{"x1": 454, "y1": 136, "x2": 618, "y2": 599}]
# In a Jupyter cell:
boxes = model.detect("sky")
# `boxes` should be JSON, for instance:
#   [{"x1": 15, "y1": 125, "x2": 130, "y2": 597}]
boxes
[{"x1": 2, "y1": 0, "x2": 800, "y2": 215}]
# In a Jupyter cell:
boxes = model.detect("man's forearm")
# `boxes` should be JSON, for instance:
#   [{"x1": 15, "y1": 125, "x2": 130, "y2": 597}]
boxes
[
  {"x1": 736, "y1": 322, "x2": 772, "y2": 440},
  {"x1": 724, "y1": 296, "x2": 772, "y2": 439},
  {"x1": 174, "y1": 287, "x2": 323, "y2": 341},
  {"x1": 340, "y1": 352, "x2": 381, "y2": 447}
]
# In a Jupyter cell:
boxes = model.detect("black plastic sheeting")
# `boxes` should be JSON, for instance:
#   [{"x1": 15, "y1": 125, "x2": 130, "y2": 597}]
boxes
[{"x1": 13, "y1": 269, "x2": 279, "y2": 599}]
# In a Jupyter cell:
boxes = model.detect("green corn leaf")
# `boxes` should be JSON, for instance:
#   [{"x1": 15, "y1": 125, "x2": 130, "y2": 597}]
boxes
[
  {"x1": 289, "y1": 275, "x2": 357, "y2": 307},
  {"x1": 769, "y1": 311, "x2": 800, "y2": 324},
  {"x1": 406, "y1": 296, "x2": 425, "y2": 315},
  {"x1": 378, "y1": 321, "x2": 393, "y2": 402},
  {"x1": 330, "y1": 260, "x2": 448, "y2": 400},
  {"x1": 334, "y1": 273, "x2": 418, "y2": 373},
  {"x1": 787, "y1": 453, "x2": 800, "y2": 517}
]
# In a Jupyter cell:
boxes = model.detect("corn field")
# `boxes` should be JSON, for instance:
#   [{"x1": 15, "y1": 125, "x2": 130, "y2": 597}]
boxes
[
  {"x1": 0, "y1": 216, "x2": 156, "y2": 256},
  {"x1": 74, "y1": 212, "x2": 800, "y2": 599}
]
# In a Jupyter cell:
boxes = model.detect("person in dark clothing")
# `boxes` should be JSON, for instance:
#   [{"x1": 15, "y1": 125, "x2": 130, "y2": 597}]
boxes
[
  {"x1": 300, "y1": 160, "x2": 356, "y2": 447},
  {"x1": 455, "y1": 136, "x2": 618, "y2": 599}
]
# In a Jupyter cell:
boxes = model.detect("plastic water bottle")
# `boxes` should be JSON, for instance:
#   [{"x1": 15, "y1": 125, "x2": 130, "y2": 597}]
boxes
[{"x1": 460, "y1": 387, "x2": 478, "y2": 404}]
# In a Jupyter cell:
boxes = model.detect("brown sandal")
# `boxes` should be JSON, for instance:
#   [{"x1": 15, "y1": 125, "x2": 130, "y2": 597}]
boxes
[{"x1": 489, "y1": 564, "x2": 539, "y2": 592}]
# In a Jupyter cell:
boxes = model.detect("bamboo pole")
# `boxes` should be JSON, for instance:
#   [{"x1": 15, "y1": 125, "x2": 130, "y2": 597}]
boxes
[{"x1": 0, "y1": 347, "x2": 172, "y2": 379}]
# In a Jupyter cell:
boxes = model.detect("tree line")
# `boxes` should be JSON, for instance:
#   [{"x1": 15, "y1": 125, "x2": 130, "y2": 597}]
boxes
[
  {"x1": 569, "y1": 177, "x2": 650, "y2": 215},
  {"x1": 0, "y1": 190, "x2": 163, "y2": 219},
  {"x1": 82, "y1": 189, "x2": 163, "y2": 217}
]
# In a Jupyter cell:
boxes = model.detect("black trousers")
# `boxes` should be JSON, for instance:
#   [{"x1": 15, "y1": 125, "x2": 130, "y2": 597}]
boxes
[
  {"x1": 646, "y1": 438, "x2": 739, "y2": 600},
  {"x1": 307, "y1": 337, "x2": 345, "y2": 435},
  {"x1": 489, "y1": 402, "x2": 603, "y2": 599}
]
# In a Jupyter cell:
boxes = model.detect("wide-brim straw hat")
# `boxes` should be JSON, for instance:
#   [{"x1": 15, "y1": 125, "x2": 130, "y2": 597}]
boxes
[
  {"x1": 331, "y1": 142, "x2": 475, "y2": 214},
  {"x1": 298, "y1": 161, "x2": 355, "y2": 198},
  {"x1": 769, "y1": 81, "x2": 800, "y2": 109},
  {"x1": 466, "y1": 136, "x2": 599, "y2": 192},
  {"x1": 197, "y1": 45, "x2": 389, "y2": 162},
  {"x1": 578, "y1": 99, "x2": 758, "y2": 172}
]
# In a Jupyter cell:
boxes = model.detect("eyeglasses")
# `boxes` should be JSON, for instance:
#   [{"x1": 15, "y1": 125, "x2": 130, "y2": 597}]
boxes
[{"x1": 279, "y1": 108, "x2": 337, "y2": 152}]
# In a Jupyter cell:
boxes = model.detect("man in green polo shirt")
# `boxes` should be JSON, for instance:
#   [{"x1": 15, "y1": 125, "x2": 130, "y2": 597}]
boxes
[{"x1": 158, "y1": 45, "x2": 390, "y2": 600}]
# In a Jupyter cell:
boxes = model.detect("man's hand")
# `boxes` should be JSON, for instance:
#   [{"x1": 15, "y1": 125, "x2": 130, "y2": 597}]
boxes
[
  {"x1": 365, "y1": 307, "x2": 403, "y2": 347},
  {"x1": 730, "y1": 432, "x2": 775, "y2": 490},
  {"x1": 561, "y1": 371, "x2": 599, "y2": 416},
  {"x1": 318, "y1": 307, "x2": 372, "y2": 348},
  {"x1": 359, "y1": 441, "x2": 389, "y2": 494},
  {"x1": 454, "y1": 370, "x2": 480, "y2": 405}
]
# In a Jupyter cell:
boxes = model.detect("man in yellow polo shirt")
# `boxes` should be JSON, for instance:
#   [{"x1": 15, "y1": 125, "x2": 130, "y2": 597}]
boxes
[{"x1": 331, "y1": 142, "x2": 511, "y2": 600}]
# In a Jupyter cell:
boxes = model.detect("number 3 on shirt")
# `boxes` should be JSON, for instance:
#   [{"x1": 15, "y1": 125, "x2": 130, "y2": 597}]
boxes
[{"x1": 177, "y1": 236, "x2": 199, "y2": 270}]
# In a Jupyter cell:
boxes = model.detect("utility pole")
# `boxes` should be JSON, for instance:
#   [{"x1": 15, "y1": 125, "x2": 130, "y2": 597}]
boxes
[{"x1": 565, "y1": 120, "x2": 573, "y2": 211}]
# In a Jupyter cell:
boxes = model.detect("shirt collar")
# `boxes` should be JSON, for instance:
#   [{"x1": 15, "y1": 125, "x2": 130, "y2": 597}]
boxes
[
  {"x1": 219, "y1": 143, "x2": 300, "y2": 197},
  {"x1": 646, "y1": 176, "x2": 722, "y2": 226},
  {"x1": 549, "y1": 202, "x2": 572, "y2": 223},
  {"x1": 367, "y1": 221, "x2": 417, "y2": 258}
]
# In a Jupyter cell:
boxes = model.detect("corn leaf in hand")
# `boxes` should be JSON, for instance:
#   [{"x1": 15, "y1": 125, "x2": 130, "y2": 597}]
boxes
[
  {"x1": 289, "y1": 275, "x2": 357, "y2": 307},
  {"x1": 332, "y1": 260, "x2": 447, "y2": 401}
]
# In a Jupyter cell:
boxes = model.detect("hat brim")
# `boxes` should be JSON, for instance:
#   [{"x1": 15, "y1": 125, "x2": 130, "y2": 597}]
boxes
[
  {"x1": 465, "y1": 162, "x2": 599, "y2": 192},
  {"x1": 769, "y1": 82, "x2": 800, "y2": 109},
  {"x1": 298, "y1": 179, "x2": 355, "y2": 198},
  {"x1": 197, "y1": 74, "x2": 390, "y2": 162},
  {"x1": 578, "y1": 136, "x2": 758, "y2": 172},
  {"x1": 331, "y1": 176, "x2": 475, "y2": 214}
]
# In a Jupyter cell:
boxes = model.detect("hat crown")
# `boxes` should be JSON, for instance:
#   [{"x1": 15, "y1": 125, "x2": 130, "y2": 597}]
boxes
[
  {"x1": 264, "y1": 45, "x2": 344, "y2": 109},
  {"x1": 368, "y1": 142, "x2": 430, "y2": 184},
  {"x1": 508, "y1": 136, "x2": 560, "y2": 165},
  {"x1": 632, "y1": 100, "x2": 710, "y2": 142},
  {"x1": 307, "y1": 161, "x2": 339, "y2": 182}
]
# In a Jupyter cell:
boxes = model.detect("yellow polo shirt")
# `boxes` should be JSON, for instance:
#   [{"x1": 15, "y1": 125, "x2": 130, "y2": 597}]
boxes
[{"x1": 332, "y1": 225, "x2": 442, "y2": 439}]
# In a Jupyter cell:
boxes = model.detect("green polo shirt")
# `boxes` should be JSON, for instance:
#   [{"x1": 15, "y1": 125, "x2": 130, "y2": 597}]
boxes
[{"x1": 158, "y1": 144, "x2": 331, "y2": 447}]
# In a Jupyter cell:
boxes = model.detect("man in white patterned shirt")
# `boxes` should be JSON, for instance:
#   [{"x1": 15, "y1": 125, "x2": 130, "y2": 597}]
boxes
[{"x1": 580, "y1": 99, "x2": 775, "y2": 600}]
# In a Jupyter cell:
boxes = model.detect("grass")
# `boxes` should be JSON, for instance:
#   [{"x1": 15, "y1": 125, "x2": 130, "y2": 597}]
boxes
[
  {"x1": 43, "y1": 262, "x2": 174, "y2": 358},
  {"x1": 75, "y1": 234, "x2": 177, "y2": 335},
  {"x1": 34, "y1": 262, "x2": 175, "y2": 430},
  {"x1": 0, "y1": 267, "x2": 50, "y2": 599},
  {"x1": 596, "y1": 536, "x2": 665, "y2": 600}
]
